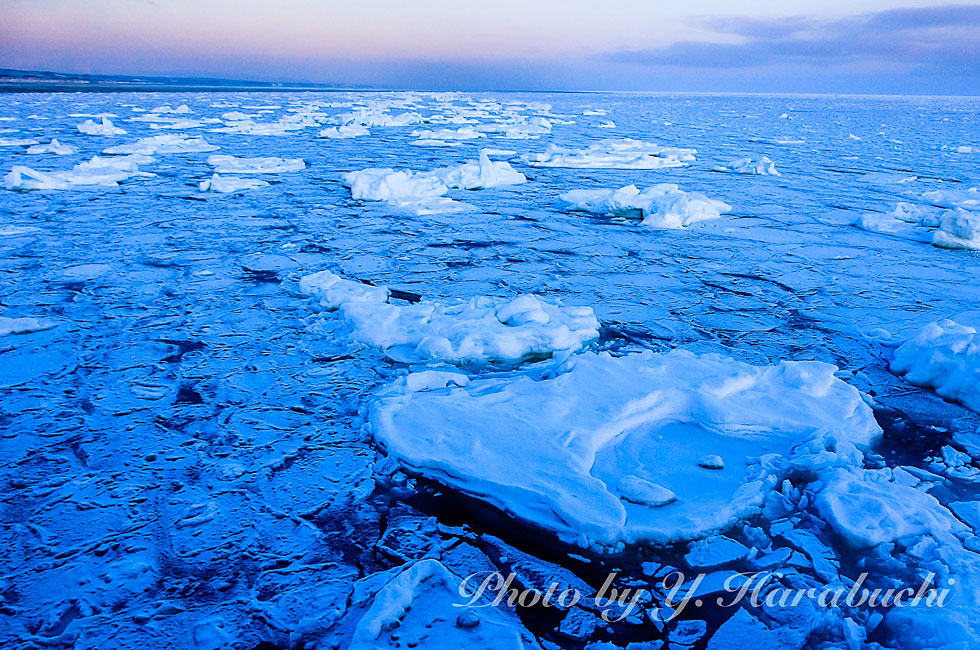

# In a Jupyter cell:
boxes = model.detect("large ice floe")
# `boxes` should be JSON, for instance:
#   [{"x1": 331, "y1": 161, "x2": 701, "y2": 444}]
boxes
[
  {"x1": 299, "y1": 271, "x2": 598, "y2": 364},
  {"x1": 343, "y1": 151, "x2": 526, "y2": 214},
  {"x1": 524, "y1": 138, "x2": 696, "y2": 169},
  {"x1": 207, "y1": 154, "x2": 305, "y2": 174},
  {"x1": 891, "y1": 312, "x2": 980, "y2": 412},
  {"x1": 77, "y1": 117, "x2": 126, "y2": 135},
  {"x1": 4, "y1": 155, "x2": 154, "y2": 191},
  {"x1": 561, "y1": 184, "x2": 732, "y2": 229},
  {"x1": 104, "y1": 134, "x2": 219, "y2": 155},
  {"x1": 368, "y1": 349, "x2": 880, "y2": 549},
  {"x1": 313, "y1": 559, "x2": 541, "y2": 650}
]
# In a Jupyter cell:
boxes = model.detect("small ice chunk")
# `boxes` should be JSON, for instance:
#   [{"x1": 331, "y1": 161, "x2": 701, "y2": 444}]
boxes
[
  {"x1": 816, "y1": 468, "x2": 967, "y2": 548},
  {"x1": 26, "y1": 139, "x2": 76, "y2": 155},
  {"x1": 698, "y1": 455, "x2": 725, "y2": 469},
  {"x1": 77, "y1": 117, "x2": 126, "y2": 136},
  {"x1": 298, "y1": 270, "x2": 389, "y2": 309},
  {"x1": 617, "y1": 476, "x2": 676, "y2": 507},
  {"x1": 685, "y1": 536, "x2": 749, "y2": 568},
  {"x1": 199, "y1": 174, "x2": 269, "y2": 193},
  {"x1": 319, "y1": 124, "x2": 370, "y2": 139}
]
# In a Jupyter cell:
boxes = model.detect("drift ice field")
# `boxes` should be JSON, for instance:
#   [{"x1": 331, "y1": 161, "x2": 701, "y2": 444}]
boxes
[{"x1": 1, "y1": 91, "x2": 979, "y2": 650}]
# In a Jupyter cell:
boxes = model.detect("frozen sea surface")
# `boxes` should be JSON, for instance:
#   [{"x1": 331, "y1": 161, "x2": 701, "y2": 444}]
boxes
[{"x1": 1, "y1": 91, "x2": 979, "y2": 650}]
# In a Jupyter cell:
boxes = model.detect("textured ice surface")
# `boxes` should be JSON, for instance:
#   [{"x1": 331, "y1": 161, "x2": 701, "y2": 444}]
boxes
[
  {"x1": 561, "y1": 183, "x2": 731, "y2": 228},
  {"x1": 2, "y1": 91, "x2": 980, "y2": 650},
  {"x1": 369, "y1": 350, "x2": 880, "y2": 547},
  {"x1": 4, "y1": 155, "x2": 154, "y2": 190},
  {"x1": 525, "y1": 138, "x2": 696, "y2": 169},
  {"x1": 892, "y1": 312, "x2": 980, "y2": 412},
  {"x1": 301, "y1": 271, "x2": 599, "y2": 363},
  {"x1": 319, "y1": 559, "x2": 541, "y2": 649}
]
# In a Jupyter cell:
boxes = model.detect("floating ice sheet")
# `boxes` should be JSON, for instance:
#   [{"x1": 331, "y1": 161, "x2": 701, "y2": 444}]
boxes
[{"x1": 369, "y1": 349, "x2": 880, "y2": 548}]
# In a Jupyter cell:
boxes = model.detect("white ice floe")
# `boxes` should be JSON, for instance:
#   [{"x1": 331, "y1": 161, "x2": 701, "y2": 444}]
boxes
[
  {"x1": 816, "y1": 468, "x2": 967, "y2": 548},
  {"x1": 199, "y1": 174, "x2": 270, "y2": 193},
  {"x1": 932, "y1": 209, "x2": 980, "y2": 249},
  {"x1": 343, "y1": 152, "x2": 524, "y2": 214},
  {"x1": 318, "y1": 559, "x2": 541, "y2": 650},
  {"x1": 0, "y1": 138, "x2": 39, "y2": 147},
  {"x1": 301, "y1": 271, "x2": 599, "y2": 364},
  {"x1": 368, "y1": 349, "x2": 880, "y2": 547},
  {"x1": 0, "y1": 316, "x2": 50, "y2": 335},
  {"x1": 856, "y1": 189, "x2": 980, "y2": 250},
  {"x1": 26, "y1": 139, "x2": 77, "y2": 155},
  {"x1": 714, "y1": 156, "x2": 779, "y2": 175},
  {"x1": 77, "y1": 117, "x2": 126, "y2": 136},
  {"x1": 561, "y1": 184, "x2": 731, "y2": 229},
  {"x1": 207, "y1": 155, "x2": 305, "y2": 174},
  {"x1": 412, "y1": 127, "x2": 485, "y2": 141},
  {"x1": 433, "y1": 152, "x2": 526, "y2": 190},
  {"x1": 335, "y1": 108, "x2": 424, "y2": 128},
  {"x1": 104, "y1": 134, "x2": 219, "y2": 155},
  {"x1": 891, "y1": 312, "x2": 980, "y2": 412},
  {"x1": 319, "y1": 124, "x2": 370, "y2": 139},
  {"x1": 4, "y1": 155, "x2": 154, "y2": 191},
  {"x1": 151, "y1": 104, "x2": 192, "y2": 114},
  {"x1": 524, "y1": 138, "x2": 696, "y2": 169},
  {"x1": 478, "y1": 116, "x2": 552, "y2": 139}
]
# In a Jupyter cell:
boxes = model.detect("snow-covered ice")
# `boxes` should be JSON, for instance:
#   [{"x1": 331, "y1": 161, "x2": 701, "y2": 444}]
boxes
[
  {"x1": 26, "y1": 139, "x2": 77, "y2": 155},
  {"x1": 301, "y1": 271, "x2": 599, "y2": 363},
  {"x1": 199, "y1": 174, "x2": 270, "y2": 193},
  {"x1": 4, "y1": 90, "x2": 980, "y2": 650},
  {"x1": 561, "y1": 184, "x2": 732, "y2": 228},
  {"x1": 77, "y1": 117, "x2": 126, "y2": 135},
  {"x1": 892, "y1": 312, "x2": 980, "y2": 412},
  {"x1": 369, "y1": 349, "x2": 880, "y2": 547},
  {"x1": 4, "y1": 155, "x2": 154, "y2": 190}
]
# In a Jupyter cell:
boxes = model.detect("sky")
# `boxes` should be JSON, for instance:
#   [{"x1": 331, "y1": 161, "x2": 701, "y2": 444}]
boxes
[{"x1": 1, "y1": 0, "x2": 978, "y2": 94}]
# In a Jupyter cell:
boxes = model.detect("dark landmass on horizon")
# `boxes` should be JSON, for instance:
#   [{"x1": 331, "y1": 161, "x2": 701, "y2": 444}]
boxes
[{"x1": 0, "y1": 68, "x2": 369, "y2": 93}]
